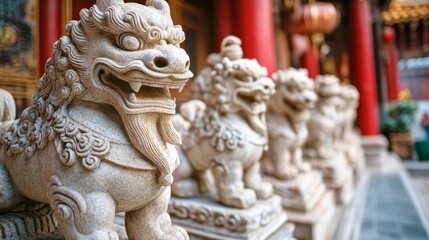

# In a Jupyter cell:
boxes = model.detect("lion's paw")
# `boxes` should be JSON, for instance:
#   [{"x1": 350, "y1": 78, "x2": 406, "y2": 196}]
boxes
[
  {"x1": 299, "y1": 162, "x2": 312, "y2": 173},
  {"x1": 172, "y1": 179, "x2": 198, "y2": 198},
  {"x1": 160, "y1": 225, "x2": 189, "y2": 240},
  {"x1": 221, "y1": 189, "x2": 256, "y2": 209},
  {"x1": 251, "y1": 181, "x2": 273, "y2": 199},
  {"x1": 273, "y1": 165, "x2": 298, "y2": 180},
  {"x1": 86, "y1": 229, "x2": 119, "y2": 240}
]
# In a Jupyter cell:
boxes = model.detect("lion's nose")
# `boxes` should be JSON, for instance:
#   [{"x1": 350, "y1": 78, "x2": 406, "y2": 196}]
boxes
[{"x1": 149, "y1": 45, "x2": 191, "y2": 73}]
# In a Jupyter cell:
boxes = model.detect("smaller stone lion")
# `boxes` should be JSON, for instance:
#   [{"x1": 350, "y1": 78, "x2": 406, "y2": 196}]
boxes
[
  {"x1": 304, "y1": 75, "x2": 342, "y2": 160},
  {"x1": 172, "y1": 36, "x2": 275, "y2": 209},
  {"x1": 262, "y1": 68, "x2": 317, "y2": 180}
]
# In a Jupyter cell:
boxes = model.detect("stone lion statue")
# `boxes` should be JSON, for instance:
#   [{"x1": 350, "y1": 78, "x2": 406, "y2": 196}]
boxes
[
  {"x1": 262, "y1": 68, "x2": 317, "y2": 180},
  {"x1": 0, "y1": 0, "x2": 192, "y2": 239},
  {"x1": 172, "y1": 36, "x2": 275, "y2": 209},
  {"x1": 338, "y1": 84, "x2": 365, "y2": 178},
  {"x1": 304, "y1": 74, "x2": 342, "y2": 160}
]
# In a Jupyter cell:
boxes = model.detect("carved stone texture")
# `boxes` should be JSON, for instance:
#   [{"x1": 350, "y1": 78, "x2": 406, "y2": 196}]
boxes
[
  {"x1": 287, "y1": 191, "x2": 335, "y2": 240},
  {"x1": 171, "y1": 36, "x2": 289, "y2": 239},
  {"x1": 304, "y1": 75, "x2": 354, "y2": 205},
  {"x1": 169, "y1": 196, "x2": 287, "y2": 240},
  {"x1": 264, "y1": 171, "x2": 326, "y2": 212},
  {"x1": 261, "y1": 68, "x2": 334, "y2": 239},
  {"x1": 0, "y1": 0, "x2": 193, "y2": 239},
  {"x1": 0, "y1": 204, "x2": 59, "y2": 239},
  {"x1": 308, "y1": 155, "x2": 354, "y2": 204},
  {"x1": 338, "y1": 85, "x2": 365, "y2": 180},
  {"x1": 263, "y1": 68, "x2": 317, "y2": 180},
  {"x1": 172, "y1": 36, "x2": 275, "y2": 209},
  {"x1": 261, "y1": 68, "x2": 329, "y2": 214}
]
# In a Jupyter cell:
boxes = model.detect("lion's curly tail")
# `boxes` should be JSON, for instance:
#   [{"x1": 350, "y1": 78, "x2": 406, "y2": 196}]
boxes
[{"x1": 0, "y1": 88, "x2": 16, "y2": 129}]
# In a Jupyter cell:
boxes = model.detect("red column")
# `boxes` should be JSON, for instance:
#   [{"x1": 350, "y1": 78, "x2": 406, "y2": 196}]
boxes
[
  {"x1": 39, "y1": 0, "x2": 62, "y2": 77},
  {"x1": 236, "y1": 0, "x2": 276, "y2": 76},
  {"x1": 349, "y1": 0, "x2": 379, "y2": 135},
  {"x1": 214, "y1": 0, "x2": 234, "y2": 52},
  {"x1": 301, "y1": 39, "x2": 319, "y2": 78},
  {"x1": 382, "y1": 26, "x2": 400, "y2": 102}
]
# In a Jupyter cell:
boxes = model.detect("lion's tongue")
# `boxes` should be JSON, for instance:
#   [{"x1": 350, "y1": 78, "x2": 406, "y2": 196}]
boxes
[{"x1": 123, "y1": 113, "x2": 181, "y2": 176}]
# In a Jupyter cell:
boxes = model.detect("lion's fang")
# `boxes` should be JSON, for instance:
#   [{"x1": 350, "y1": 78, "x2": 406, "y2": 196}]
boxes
[
  {"x1": 178, "y1": 85, "x2": 184, "y2": 93},
  {"x1": 129, "y1": 93, "x2": 137, "y2": 102},
  {"x1": 130, "y1": 82, "x2": 142, "y2": 92}
]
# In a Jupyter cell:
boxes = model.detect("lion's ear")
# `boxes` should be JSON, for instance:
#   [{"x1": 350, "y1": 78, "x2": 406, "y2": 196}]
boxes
[
  {"x1": 146, "y1": 0, "x2": 170, "y2": 16},
  {"x1": 96, "y1": 0, "x2": 124, "y2": 11}
]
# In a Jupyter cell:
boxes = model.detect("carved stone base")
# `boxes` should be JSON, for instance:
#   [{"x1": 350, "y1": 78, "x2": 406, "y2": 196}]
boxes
[
  {"x1": 287, "y1": 191, "x2": 335, "y2": 240},
  {"x1": 0, "y1": 205, "x2": 60, "y2": 239},
  {"x1": 361, "y1": 135, "x2": 388, "y2": 167},
  {"x1": 263, "y1": 171, "x2": 326, "y2": 212},
  {"x1": 169, "y1": 195, "x2": 288, "y2": 240},
  {"x1": 306, "y1": 155, "x2": 354, "y2": 205}
]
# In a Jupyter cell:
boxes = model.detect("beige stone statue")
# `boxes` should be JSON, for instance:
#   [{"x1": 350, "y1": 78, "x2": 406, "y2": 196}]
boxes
[
  {"x1": 263, "y1": 68, "x2": 316, "y2": 180},
  {"x1": 169, "y1": 36, "x2": 291, "y2": 239},
  {"x1": 262, "y1": 68, "x2": 327, "y2": 211},
  {"x1": 172, "y1": 36, "x2": 274, "y2": 208},
  {"x1": 261, "y1": 69, "x2": 335, "y2": 240},
  {"x1": 339, "y1": 85, "x2": 365, "y2": 180},
  {"x1": 0, "y1": 0, "x2": 192, "y2": 239},
  {"x1": 304, "y1": 75, "x2": 353, "y2": 204}
]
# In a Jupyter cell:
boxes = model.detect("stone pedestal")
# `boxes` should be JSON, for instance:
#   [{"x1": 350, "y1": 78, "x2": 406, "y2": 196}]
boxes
[
  {"x1": 287, "y1": 191, "x2": 335, "y2": 240},
  {"x1": 361, "y1": 135, "x2": 388, "y2": 167},
  {"x1": 264, "y1": 171, "x2": 326, "y2": 212},
  {"x1": 169, "y1": 195, "x2": 290, "y2": 240},
  {"x1": 332, "y1": 171, "x2": 369, "y2": 240},
  {"x1": 307, "y1": 155, "x2": 354, "y2": 205},
  {"x1": 0, "y1": 205, "x2": 59, "y2": 239}
]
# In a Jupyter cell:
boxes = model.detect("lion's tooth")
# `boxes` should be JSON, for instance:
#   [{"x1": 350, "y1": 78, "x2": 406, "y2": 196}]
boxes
[
  {"x1": 130, "y1": 82, "x2": 142, "y2": 92},
  {"x1": 129, "y1": 93, "x2": 137, "y2": 102},
  {"x1": 178, "y1": 85, "x2": 184, "y2": 93}
]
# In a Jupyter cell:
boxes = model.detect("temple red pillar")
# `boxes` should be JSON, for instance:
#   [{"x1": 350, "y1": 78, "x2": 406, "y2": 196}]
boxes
[
  {"x1": 382, "y1": 26, "x2": 400, "y2": 102},
  {"x1": 349, "y1": 0, "x2": 379, "y2": 135},
  {"x1": 236, "y1": 0, "x2": 276, "y2": 75},
  {"x1": 214, "y1": 0, "x2": 234, "y2": 51},
  {"x1": 39, "y1": 0, "x2": 62, "y2": 77},
  {"x1": 301, "y1": 39, "x2": 319, "y2": 78}
]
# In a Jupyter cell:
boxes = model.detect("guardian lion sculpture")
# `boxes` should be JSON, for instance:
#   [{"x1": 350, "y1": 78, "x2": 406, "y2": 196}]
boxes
[
  {"x1": 304, "y1": 75, "x2": 354, "y2": 204},
  {"x1": 0, "y1": 0, "x2": 192, "y2": 239},
  {"x1": 262, "y1": 68, "x2": 316, "y2": 180},
  {"x1": 172, "y1": 36, "x2": 275, "y2": 209}
]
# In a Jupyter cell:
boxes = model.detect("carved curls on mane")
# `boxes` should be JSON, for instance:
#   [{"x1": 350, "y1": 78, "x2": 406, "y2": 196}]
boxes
[{"x1": 78, "y1": 3, "x2": 185, "y2": 47}]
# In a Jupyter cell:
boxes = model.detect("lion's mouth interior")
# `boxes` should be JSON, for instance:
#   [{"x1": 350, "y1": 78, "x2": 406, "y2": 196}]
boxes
[
  {"x1": 283, "y1": 98, "x2": 306, "y2": 111},
  {"x1": 235, "y1": 90, "x2": 270, "y2": 116},
  {"x1": 98, "y1": 69, "x2": 176, "y2": 112},
  {"x1": 237, "y1": 91, "x2": 266, "y2": 107}
]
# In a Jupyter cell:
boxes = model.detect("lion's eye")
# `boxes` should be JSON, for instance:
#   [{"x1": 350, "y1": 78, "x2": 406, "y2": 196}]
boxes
[{"x1": 117, "y1": 34, "x2": 142, "y2": 51}]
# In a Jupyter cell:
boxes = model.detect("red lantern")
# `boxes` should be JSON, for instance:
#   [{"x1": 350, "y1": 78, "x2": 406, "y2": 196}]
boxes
[
  {"x1": 382, "y1": 26, "x2": 396, "y2": 44},
  {"x1": 285, "y1": 2, "x2": 340, "y2": 35}
]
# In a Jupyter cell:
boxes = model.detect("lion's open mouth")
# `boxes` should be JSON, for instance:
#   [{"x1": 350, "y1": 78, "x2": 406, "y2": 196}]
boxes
[
  {"x1": 93, "y1": 58, "x2": 192, "y2": 115},
  {"x1": 235, "y1": 90, "x2": 269, "y2": 114},
  {"x1": 283, "y1": 98, "x2": 306, "y2": 112},
  {"x1": 98, "y1": 69, "x2": 185, "y2": 115}
]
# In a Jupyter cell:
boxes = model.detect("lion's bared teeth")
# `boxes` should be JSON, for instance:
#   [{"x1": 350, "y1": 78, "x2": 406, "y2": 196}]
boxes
[
  {"x1": 164, "y1": 87, "x2": 171, "y2": 97},
  {"x1": 129, "y1": 93, "x2": 137, "y2": 102},
  {"x1": 130, "y1": 81, "x2": 142, "y2": 92},
  {"x1": 178, "y1": 85, "x2": 184, "y2": 93}
]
